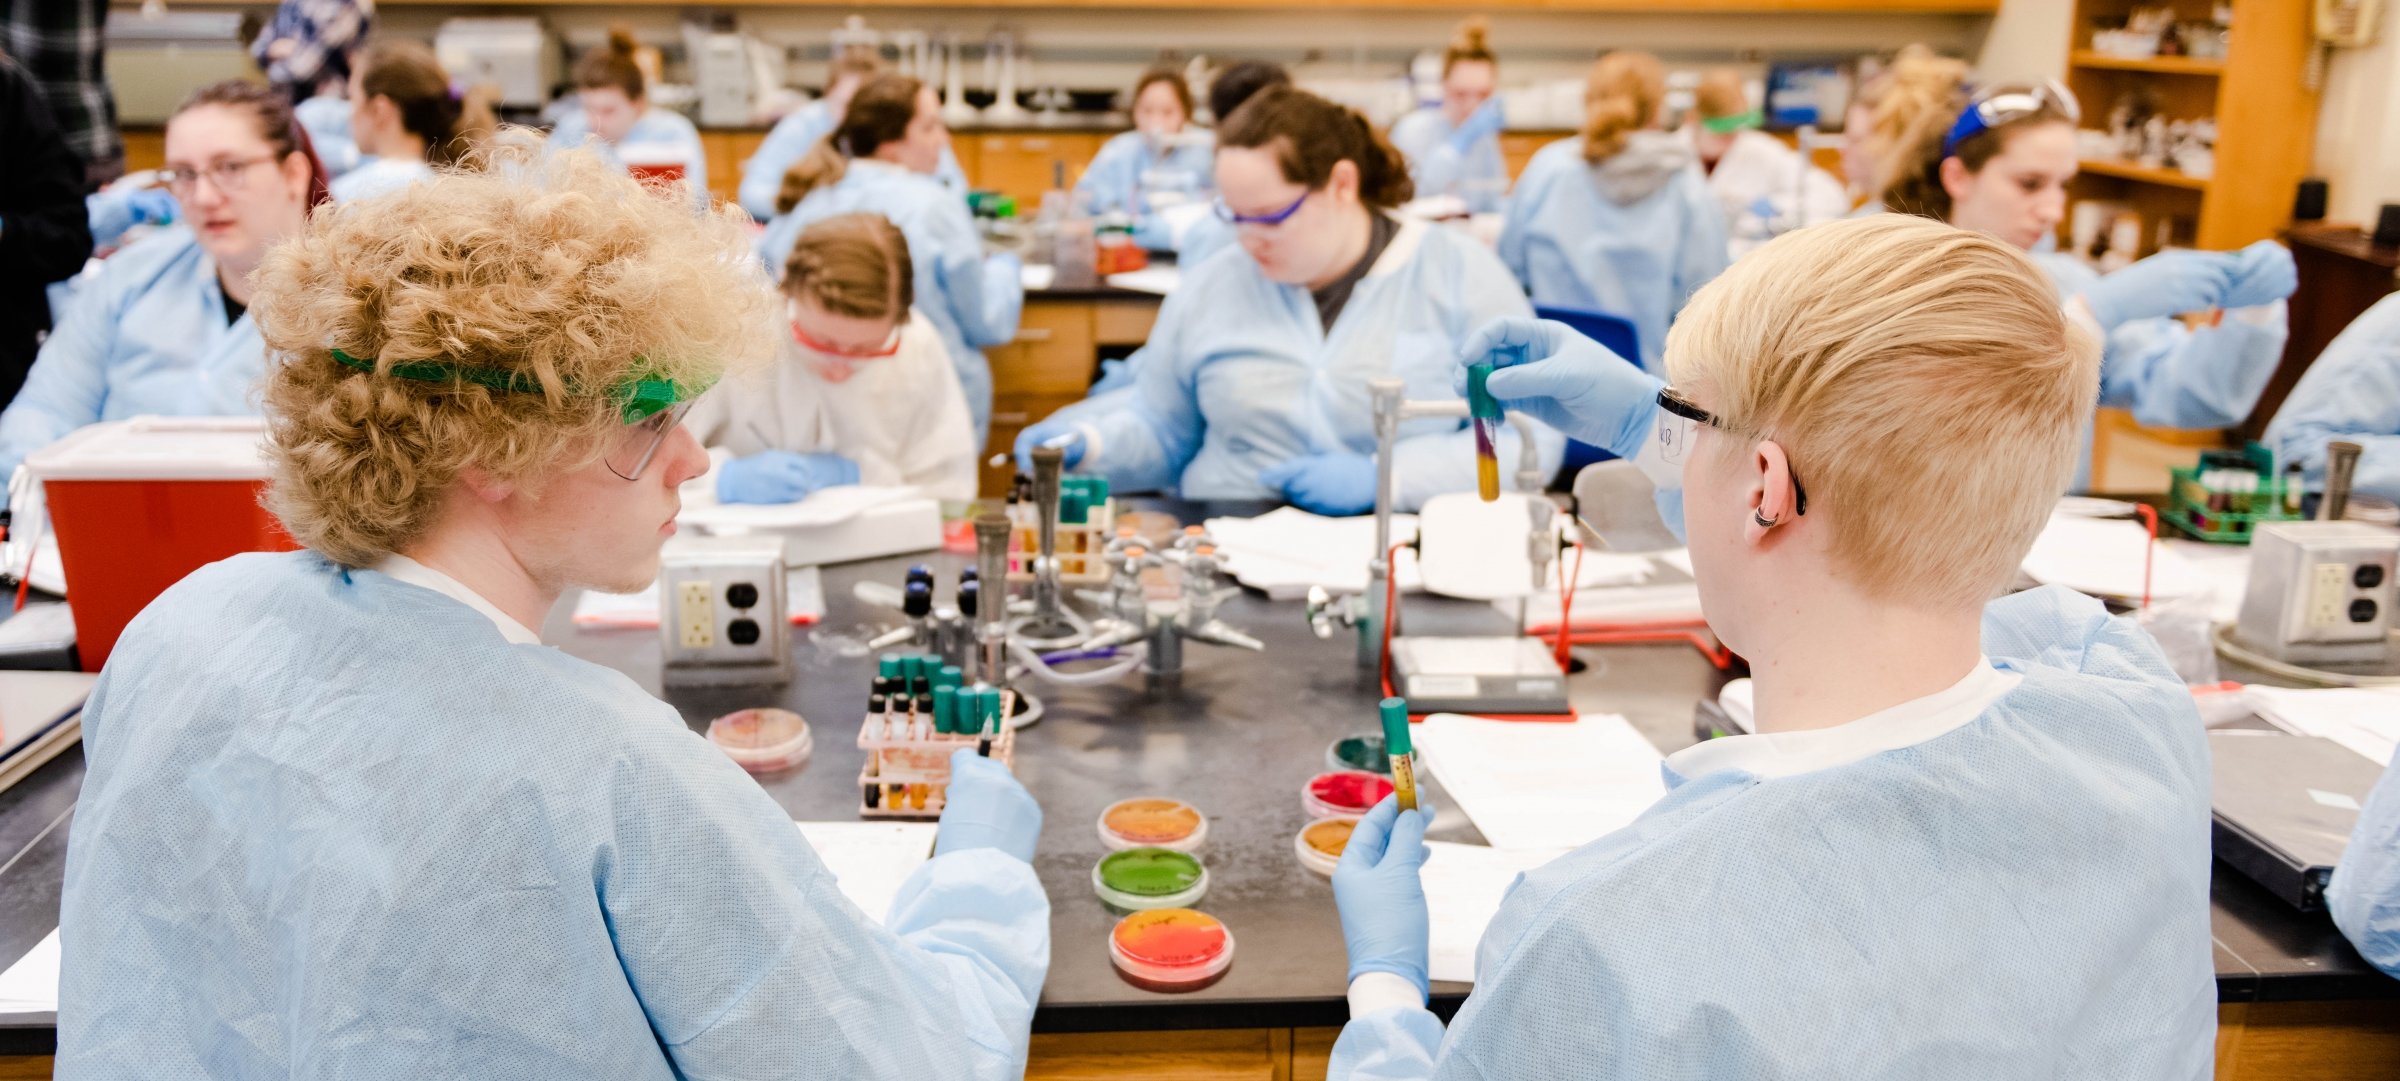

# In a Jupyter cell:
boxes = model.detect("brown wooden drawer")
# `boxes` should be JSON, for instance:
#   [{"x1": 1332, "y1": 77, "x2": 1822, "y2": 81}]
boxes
[{"x1": 989, "y1": 301, "x2": 1098, "y2": 397}]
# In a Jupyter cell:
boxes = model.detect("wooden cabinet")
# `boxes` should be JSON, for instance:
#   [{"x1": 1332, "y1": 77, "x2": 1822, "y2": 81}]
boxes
[
  {"x1": 2062, "y1": 0, "x2": 2320, "y2": 252},
  {"x1": 698, "y1": 130, "x2": 765, "y2": 208},
  {"x1": 969, "y1": 132, "x2": 1107, "y2": 208},
  {"x1": 979, "y1": 295, "x2": 1162, "y2": 498}
]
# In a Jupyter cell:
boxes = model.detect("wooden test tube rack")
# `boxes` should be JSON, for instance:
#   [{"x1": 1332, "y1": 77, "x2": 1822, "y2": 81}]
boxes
[{"x1": 855, "y1": 690, "x2": 1019, "y2": 819}]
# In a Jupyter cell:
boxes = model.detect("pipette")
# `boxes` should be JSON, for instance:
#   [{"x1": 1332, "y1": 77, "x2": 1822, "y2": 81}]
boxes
[
  {"x1": 1379, "y1": 696, "x2": 1417, "y2": 812},
  {"x1": 1466, "y1": 354, "x2": 1506, "y2": 502}
]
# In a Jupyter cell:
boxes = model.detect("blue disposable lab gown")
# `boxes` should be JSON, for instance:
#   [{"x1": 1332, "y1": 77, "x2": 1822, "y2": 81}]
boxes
[
  {"x1": 57, "y1": 551, "x2": 1050, "y2": 1079},
  {"x1": 328, "y1": 156, "x2": 432, "y2": 203},
  {"x1": 1387, "y1": 109, "x2": 1507, "y2": 215},
  {"x1": 2037, "y1": 252, "x2": 2288, "y2": 491},
  {"x1": 1073, "y1": 129, "x2": 1215, "y2": 240},
  {"x1": 2331, "y1": 736, "x2": 2400, "y2": 979},
  {"x1": 736, "y1": 100, "x2": 969, "y2": 221},
  {"x1": 1047, "y1": 217, "x2": 1562, "y2": 510},
  {"x1": 295, "y1": 93, "x2": 359, "y2": 179},
  {"x1": 759, "y1": 159, "x2": 1023, "y2": 442},
  {"x1": 0, "y1": 229, "x2": 264, "y2": 476},
  {"x1": 550, "y1": 105, "x2": 711, "y2": 212},
  {"x1": 1498, "y1": 133, "x2": 1729, "y2": 375},
  {"x1": 1328, "y1": 585, "x2": 2216, "y2": 1080},
  {"x1": 2264, "y1": 292, "x2": 2400, "y2": 504}
]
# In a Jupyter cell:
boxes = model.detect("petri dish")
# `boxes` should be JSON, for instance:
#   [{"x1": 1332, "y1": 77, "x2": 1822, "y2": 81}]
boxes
[
  {"x1": 1092, "y1": 847, "x2": 1209, "y2": 912},
  {"x1": 1097, "y1": 797, "x2": 1209, "y2": 851},
  {"x1": 1302, "y1": 770, "x2": 1394, "y2": 819},
  {"x1": 1109, "y1": 908, "x2": 1235, "y2": 993},
  {"x1": 706, "y1": 708, "x2": 812, "y2": 775},
  {"x1": 1326, "y1": 732, "x2": 1392, "y2": 775},
  {"x1": 1293, "y1": 814, "x2": 1360, "y2": 876}
]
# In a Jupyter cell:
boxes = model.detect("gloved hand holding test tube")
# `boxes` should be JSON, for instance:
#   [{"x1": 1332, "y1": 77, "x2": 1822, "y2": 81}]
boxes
[{"x1": 1467, "y1": 348, "x2": 1513, "y2": 502}]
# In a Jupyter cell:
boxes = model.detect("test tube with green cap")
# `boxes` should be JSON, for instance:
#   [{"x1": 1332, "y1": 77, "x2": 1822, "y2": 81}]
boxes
[
  {"x1": 938, "y1": 664, "x2": 964, "y2": 690},
  {"x1": 1060, "y1": 490, "x2": 1090, "y2": 525},
  {"x1": 932, "y1": 685, "x2": 959, "y2": 735},
  {"x1": 1466, "y1": 349, "x2": 1512, "y2": 502},
  {"x1": 1380, "y1": 697, "x2": 1417, "y2": 812}
]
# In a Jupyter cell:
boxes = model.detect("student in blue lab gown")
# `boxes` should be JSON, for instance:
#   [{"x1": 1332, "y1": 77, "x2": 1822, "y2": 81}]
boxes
[
  {"x1": 549, "y1": 29, "x2": 709, "y2": 212},
  {"x1": 1499, "y1": 51, "x2": 1728, "y2": 375},
  {"x1": 736, "y1": 47, "x2": 966, "y2": 221},
  {"x1": 2330, "y1": 616, "x2": 2400, "y2": 978},
  {"x1": 56, "y1": 142, "x2": 1049, "y2": 1080},
  {"x1": 1074, "y1": 64, "x2": 1214, "y2": 251},
  {"x1": 2264, "y1": 293, "x2": 2400, "y2": 504},
  {"x1": 759, "y1": 75, "x2": 1022, "y2": 444},
  {"x1": 1012, "y1": 86, "x2": 1560, "y2": 515},
  {"x1": 1386, "y1": 18, "x2": 1508, "y2": 215},
  {"x1": 328, "y1": 40, "x2": 497, "y2": 205},
  {"x1": 0, "y1": 81, "x2": 328, "y2": 477},
  {"x1": 1167, "y1": 59, "x2": 1292, "y2": 268},
  {"x1": 1881, "y1": 80, "x2": 2294, "y2": 490},
  {"x1": 1326, "y1": 214, "x2": 2215, "y2": 1080}
]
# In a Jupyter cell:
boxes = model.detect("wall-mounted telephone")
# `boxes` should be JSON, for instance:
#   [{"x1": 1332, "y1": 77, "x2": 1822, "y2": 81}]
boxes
[{"x1": 2317, "y1": 0, "x2": 2383, "y2": 47}]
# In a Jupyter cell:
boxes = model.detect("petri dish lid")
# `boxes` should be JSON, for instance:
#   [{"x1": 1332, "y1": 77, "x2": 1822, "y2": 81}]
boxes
[
  {"x1": 1098, "y1": 797, "x2": 1208, "y2": 851},
  {"x1": 1093, "y1": 847, "x2": 1209, "y2": 911},
  {"x1": 1109, "y1": 907, "x2": 1235, "y2": 979},
  {"x1": 707, "y1": 708, "x2": 812, "y2": 773},
  {"x1": 1303, "y1": 770, "x2": 1394, "y2": 817},
  {"x1": 1293, "y1": 815, "x2": 1361, "y2": 877}
]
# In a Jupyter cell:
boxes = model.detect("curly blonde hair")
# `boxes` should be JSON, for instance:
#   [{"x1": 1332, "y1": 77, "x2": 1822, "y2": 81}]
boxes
[{"x1": 250, "y1": 132, "x2": 778, "y2": 567}]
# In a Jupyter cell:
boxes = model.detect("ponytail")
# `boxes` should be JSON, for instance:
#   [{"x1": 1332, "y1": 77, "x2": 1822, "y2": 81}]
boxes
[
  {"x1": 777, "y1": 75, "x2": 925, "y2": 214},
  {"x1": 357, "y1": 40, "x2": 497, "y2": 169},
  {"x1": 777, "y1": 139, "x2": 848, "y2": 215},
  {"x1": 1580, "y1": 51, "x2": 1665, "y2": 164},
  {"x1": 1218, "y1": 85, "x2": 1414, "y2": 210}
]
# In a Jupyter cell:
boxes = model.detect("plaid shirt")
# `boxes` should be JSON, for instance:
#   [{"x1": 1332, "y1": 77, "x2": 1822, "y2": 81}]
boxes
[
  {"x1": 2, "y1": 0, "x2": 120, "y2": 189},
  {"x1": 250, "y1": 0, "x2": 372, "y2": 92}
]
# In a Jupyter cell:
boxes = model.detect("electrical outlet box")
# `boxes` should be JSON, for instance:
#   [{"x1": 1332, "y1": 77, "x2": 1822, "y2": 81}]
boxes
[
  {"x1": 658, "y1": 534, "x2": 791, "y2": 687},
  {"x1": 2235, "y1": 522, "x2": 2399, "y2": 666}
]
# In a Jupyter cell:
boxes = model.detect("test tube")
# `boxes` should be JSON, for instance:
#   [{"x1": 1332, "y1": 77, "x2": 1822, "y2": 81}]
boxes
[
  {"x1": 1380, "y1": 696, "x2": 1418, "y2": 812},
  {"x1": 1467, "y1": 357, "x2": 1505, "y2": 502},
  {"x1": 932, "y1": 685, "x2": 958, "y2": 735}
]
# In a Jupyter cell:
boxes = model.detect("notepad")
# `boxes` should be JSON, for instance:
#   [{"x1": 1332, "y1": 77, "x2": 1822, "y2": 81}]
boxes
[
  {"x1": 1423, "y1": 841, "x2": 1561, "y2": 984},
  {"x1": 1412, "y1": 712, "x2": 1668, "y2": 851},
  {"x1": 0, "y1": 929, "x2": 57, "y2": 1016},
  {"x1": 2249, "y1": 686, "x2": 2400, "y2": 767},
  {"x1": 795, "y1": 821, "x2": 940, "y2": 921},
  {"x1": 2020, "y1": 513, "x2": 2209, "y2": 602},
  {"x1": 679, "y1": 485, "x2": 919, "y2": 532}
]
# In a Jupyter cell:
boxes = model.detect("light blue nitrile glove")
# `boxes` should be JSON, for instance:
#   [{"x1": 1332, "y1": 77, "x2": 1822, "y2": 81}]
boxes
[
  {"x1": 1332, "y1": 794, "x2": 1432, "y2": 1000},
  {"x1": 1012, "y1": 418, "x2": 1088, "y2": 476},
  {"x1": 1450, "y1": 98, "x2": 1506, "y2": 152},
  {"x1": 2077, "y1": 248, "x2": 2237, "y2": 330},
  {"x1": 715, "y1": 450, "x2": 859, "y2": 504},
  {"x1": 1457, "y1": 317, "x2": 1663, "y2": 460},
  {"x1": 86, "y1": 187, "x2": 177, "y2": 246},
  {"x1": 934, "y1": 748, "x2": 1043, "y2": 864},
  {"x1": 2223, "y1": 240, "x2": 2298, "y2": 310},
  {"x1": 1261, "y1": 452, "x2": 1378, "y2": 516}
]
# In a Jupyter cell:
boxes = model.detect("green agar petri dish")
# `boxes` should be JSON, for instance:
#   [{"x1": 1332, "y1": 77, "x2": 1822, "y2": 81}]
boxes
[
  {"x1": 1326, "y1": 732, "x2": 1392, "y2": 774},
  {"x1": 1092, "y1": 847, "x2": 1209, "y2": 912}
]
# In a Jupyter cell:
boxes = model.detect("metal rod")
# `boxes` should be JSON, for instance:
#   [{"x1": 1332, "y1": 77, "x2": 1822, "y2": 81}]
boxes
[{"x1": 2323, "y1": 440, "x2": 2364, "y2": 522}]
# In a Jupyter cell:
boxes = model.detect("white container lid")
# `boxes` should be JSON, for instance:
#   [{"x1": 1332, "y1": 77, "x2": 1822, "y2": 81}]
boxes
[{"x1": 27, "y1": 417, "x2": 272, "y2": 481}]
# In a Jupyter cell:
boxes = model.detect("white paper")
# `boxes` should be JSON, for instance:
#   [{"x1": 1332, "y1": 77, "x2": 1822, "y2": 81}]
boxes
[
  {"x1": 2248, "y1": 686, "x2": 2400, "y2": 766},
  {"x1": 679, "y1": 485, "x2": 916, "y2": 532},
  {"x1": 0, "y1": 929, "x2": 59, "y2": 1015},
  {"x1": 1204, "y1": 508, "x2": 1422, "y2": 599},
  {"x1": 2020, "y1": 513, "x2": 2209, "y2": 602},
  {"x1": 794, "y1": 821, "x2": 939, "y2": 922},
  {"x1": 1417, "y1": 493, "x2": 1651, "y2": 601},
  {"x1": 574, "y1": 566, "x2": 827, "y2": 628},
  {"x1": 1020, "y1": 264, "x2": 1057, "y2": 292},
  {"x1": 1422, "y1": 841, "x2": 1562, "y2": 984},
  {"x1": 1412, "y1": 712, "x2": 1668, "y2": 851},
  {"x1": 1103, "y1": 266, "x2": 1181, "y2": 296}
]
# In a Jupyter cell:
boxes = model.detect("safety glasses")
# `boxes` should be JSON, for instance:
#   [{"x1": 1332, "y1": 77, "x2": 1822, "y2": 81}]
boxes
[
  {"x1": 1656, "y1": 387, "x2": 1809, "y2": 516},
  {"x1": 787, "y1": 300, "x2": 902, "y2": 359},
  {"x1": 1213, "y1": 190, "x2": 1309, "y2": 228},
  {"x1": 1942, "y1": 80, "x2": 2081, "y2": 159},
  {"x1": 328, "y1": 348, "x2": 709, "y2": 482}
]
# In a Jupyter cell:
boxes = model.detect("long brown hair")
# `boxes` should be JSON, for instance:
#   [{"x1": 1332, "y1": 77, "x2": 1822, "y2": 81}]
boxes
[
  {"x1": 1218, "y1": 85, "x2": 1413, "y2": 209},
  {"x1": 785, "y1": 212, "x2": 915, "y2": 320},
  {"x1": 1880, "y1": 85, "x2": 2072, "y2": 222},
  {"x1": 171, "y1": 80, "x2": 331, "y2": 210},
  {"x1": 777, "y1": 75, "x2": 925, "y2": 214},
  {"x1": 1580, "y1": 52, "x2": 1665, "y2": 163},
  {"x1": 357, "y1": 40, "x2": 498, "y2": 168},
  {"x1": 575, "y1": 27, "x2": 645, "y2": 100}
]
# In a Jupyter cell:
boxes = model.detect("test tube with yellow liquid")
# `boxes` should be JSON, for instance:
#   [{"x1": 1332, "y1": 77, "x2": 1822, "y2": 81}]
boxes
[
  {"x1": 1379, "y1": 696, "x2": 1417, "y2": 812},
  {"x1": 1466, "y1": 352, "x2": 1508, "y2": 502}
]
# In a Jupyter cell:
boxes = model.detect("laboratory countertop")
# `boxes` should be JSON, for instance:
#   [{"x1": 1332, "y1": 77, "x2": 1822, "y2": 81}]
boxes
[{"x1": 0, "y1": 499, "x2": 2391, "y2": 1050}]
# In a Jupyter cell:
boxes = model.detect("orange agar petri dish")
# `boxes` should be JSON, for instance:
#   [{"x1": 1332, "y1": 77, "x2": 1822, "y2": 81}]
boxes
[
  {"x1": 1097, "y1": 797, "x2": 1208, "y2": 851},
  {"x1": 1293, "y1": 815, "x2": 1360, "y2": 876},
  {"x1": 1109, "y1": 908, "x2": 1234, "y2": 993},
  {"x1": 706, "y1": 709, "x2": 812, "y2": 775}
]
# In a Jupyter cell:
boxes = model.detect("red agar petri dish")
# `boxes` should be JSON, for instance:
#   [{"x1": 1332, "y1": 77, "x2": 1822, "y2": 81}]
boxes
[
  {"x1": 1109, "y1": 908, "x2": 1235, "y2": 993},
  {"x1": 1302, "y1": 770, "x2": 1394, "y2": 818}
]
